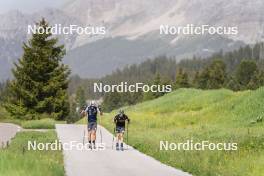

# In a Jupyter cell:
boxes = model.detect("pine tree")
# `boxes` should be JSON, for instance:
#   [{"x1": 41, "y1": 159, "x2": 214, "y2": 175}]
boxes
[
  {"x1": 192, "y1": 71, "x2": 200, "y2": 88},
  {"x1": 142, "y1": 74, "x2": 164, "y2": 101},
  {"x1": 130, "y1": 91, "x2": 143, "y2": 104},
  {"x1": 76, "y1": 86, "x2": 86, "y2": 108},
  {"x1": 207, "y1": 59, "x2": 227, "y2": 89},
  {"x1": 5, "y1": 19, "x2": 70, "y2": 120},
  {"x1": 226, "y1": 76, "x2": 240, "y2": 91},
  {"x1": 152, "y1": 73, "x2": 165, "y2": 98},
  {"x1": 198, "y1": 68, "x2": 210, "y2": 89},
  {"x1": 175, "y1": 68, "x2": 189, "y2": 88},
  {"x1": 247, "y1": 70, "x2": 264, "y2": 90},
  {"x1": 102, "y1": 91, "x2": 122, "y2": 112},
  {"x1": 0, "y1": 81, "x2": 11, "y2": 103},
  {"x1": 258, "y1": 71, "x2": 264, "y2": 87},
  {"x1": 197, "y1": 60, "x2": 226, "y2": 89},
  {"x1": 235, "y1": 60, "x2": 258, "y2": 89},
  {"x1": 143, "y1": 90, "x2": 155, "y2": 101}
]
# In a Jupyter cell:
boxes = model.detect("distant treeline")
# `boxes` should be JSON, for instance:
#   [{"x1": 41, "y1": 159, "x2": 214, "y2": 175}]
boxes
[
  {"x1": 101, "y1": 43, "x2": 264, "y2": 84},
  {"x1": 65, "y1": 43, "x2": 264, "y2": 111},
  {"x1": 0, "y1": 82, "x2": 7, "y2": 103}
]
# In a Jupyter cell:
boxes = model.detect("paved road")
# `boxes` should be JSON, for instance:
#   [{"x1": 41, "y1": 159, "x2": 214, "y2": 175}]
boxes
[
  {"x1": 0, "y1": 123, "x2": 21, "y2": 148},
  {"x1": 56, "y1": 124, "x2": 192, "y2": 176}
]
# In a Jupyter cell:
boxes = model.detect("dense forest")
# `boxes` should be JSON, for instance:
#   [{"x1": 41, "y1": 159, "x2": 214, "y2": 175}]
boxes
[{"x1": 68, "y1": 43, "x2": 264, "y2": 112}]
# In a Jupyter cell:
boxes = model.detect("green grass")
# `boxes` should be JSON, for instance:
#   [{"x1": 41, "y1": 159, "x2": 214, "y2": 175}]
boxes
[
  {"x1": 79, "y1": 87, "x2": 264, "y2": 176},
  {"x1": 0, "y1": 118, "x2": 65, "y2": 129},
  {"x1": 21, "y1": 118, "x2": 64, "y2": 129},
  {"x1": 0, "y1": 131, "x2": 64, "y2": 176},
  {"x1": 0, "y1": 107, "x2": 65, "y2": 129}
]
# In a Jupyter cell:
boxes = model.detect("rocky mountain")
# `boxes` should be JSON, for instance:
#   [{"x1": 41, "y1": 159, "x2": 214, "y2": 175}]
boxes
[
  {"x1": 1, "y1": 0, "x2": 264, "y2": 80},
  {"x1": 63, "y1": 0, "x2": 264, "y2": 45},
  {"x1": 0, "y1": 9, "x2": 81, "y2": 81}
]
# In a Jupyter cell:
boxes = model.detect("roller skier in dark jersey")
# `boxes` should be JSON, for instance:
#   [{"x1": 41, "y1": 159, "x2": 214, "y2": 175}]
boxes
[
  {"x1": 114, "y1": 110, "x2": 130, "y2": 151},
  {"x1": 81, "y1": 101, "x2": 102, "y2": 149}
]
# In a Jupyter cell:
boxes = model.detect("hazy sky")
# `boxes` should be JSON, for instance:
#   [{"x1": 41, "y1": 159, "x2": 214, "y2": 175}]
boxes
[{"x1": 0, "y1": 0, "x2": 68, "y2": 14}]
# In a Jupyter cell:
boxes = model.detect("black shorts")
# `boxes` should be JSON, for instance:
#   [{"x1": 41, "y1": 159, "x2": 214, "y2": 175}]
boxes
[
  {"x1": 116, "y1": 126, "x2": 125, "y2": 133},
  {"x1": 88, "y1": 122, "x2": 97, "y2": 132}
]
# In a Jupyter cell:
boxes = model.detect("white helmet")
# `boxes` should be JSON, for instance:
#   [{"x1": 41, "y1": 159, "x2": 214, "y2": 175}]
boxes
[{"x1": 90, "y1": 100, "x2": 96, "y2": 106}]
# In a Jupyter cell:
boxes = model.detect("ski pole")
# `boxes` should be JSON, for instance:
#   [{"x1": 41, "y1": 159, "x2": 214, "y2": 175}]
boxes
[
  {"x1": 126, "y1": 121, "x2": 129, "y2": 150},
  {"x1": 83, "y1": 128, "x2": 86, "y2": 145},
  {"x1": 112, "y1": 126, "x2": 115, "y2": 149},
  {"x1": 99, "y1": 116, "x2": 103, "y2": 143}
]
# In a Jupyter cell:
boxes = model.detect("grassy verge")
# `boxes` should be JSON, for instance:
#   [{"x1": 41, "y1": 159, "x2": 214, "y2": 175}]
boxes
[
  {"x1": 79, "y1": 88, "x2": 264, "y2": 176},
  {"x1": 0, "y1": 118, "x2": 65, "y2": 129},
  {"x1": 0, "y1": 131, "x2": 64, "y2": 176},
  {"x1": 21, "y1": 119, "x2": 65, "y2": 129},
  {"x1": 0, "y1": 107, "x2": 65, "y2": 129}
]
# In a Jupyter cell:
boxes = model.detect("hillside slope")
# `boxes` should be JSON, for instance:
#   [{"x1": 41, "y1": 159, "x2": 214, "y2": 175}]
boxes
[{"x1": 94, "y1": 88, "x2": 264, "y2": 176}]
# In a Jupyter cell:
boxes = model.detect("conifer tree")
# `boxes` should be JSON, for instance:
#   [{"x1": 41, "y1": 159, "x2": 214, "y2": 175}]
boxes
[
  {"x1": 76, "y1": 86, "x2": 86, "y2": 108},
  {"x1": 226, "y1": 76, "x2": 240, "y2": 91},
  {"x1": 102, "y1": 91, "x2": 122, "y2": 112},
  {"x1": 192, "y1": 71, "x2": 200, "y2": 88},
  {"x1": 247, "y1": 70, "x2": 264, "y2": 90},
  {"x1": 5, "y1": 18, "x2": 70, "y2": 120},
  {"x1": 198, "y1": 60, "x2": 226, "y2": 89},
  {"x1": 175, "y1": 68, "x2": 189, "y2": 88},
  {"x1": 152, "y1": 73, "x2": 165, "y2": 98},
  {"x1": 207, "y1": 59, "x2": 227, "y2": 89},
  {"x1": 235, "y1": 60, "x2": 257, "y2": 89},
  {"x1": 198, "y1": 68, "x2": 210, "y2": 89}
]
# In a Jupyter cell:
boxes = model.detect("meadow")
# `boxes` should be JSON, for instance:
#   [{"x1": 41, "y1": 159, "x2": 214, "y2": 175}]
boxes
[
  {"x1": 79, "y1": 87, "x2": 264, "y2": 176},
  {"x1": 0, "y1": 131, "x2": 64, "y2": 176}
]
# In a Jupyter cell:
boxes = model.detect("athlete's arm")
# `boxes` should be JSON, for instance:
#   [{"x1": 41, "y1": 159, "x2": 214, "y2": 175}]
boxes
[
  {"x1": 125, "y1": 115, "x2": 130, "y2": 123},
  {"x1": 98, "y1": 106, "x2": 103, "y2": 115},
  {"x1": 80, "y1": 106, "x2": 87, "y2": 117},
  {"x1": 97, "y1": 107, "x2": 100, "y2": 114},
  {"x1": 113, "y1": 115, "x2": 118, "y2": 123},
  {"x1": 83, "y1": 106, "x2": 89, "y2": 116}
]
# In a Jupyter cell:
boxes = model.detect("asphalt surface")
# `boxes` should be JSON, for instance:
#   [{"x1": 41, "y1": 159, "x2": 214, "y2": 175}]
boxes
[
  {"x1": 0, "y1": 123, "x2": 21, "y2": 148},
  {"x1": 56, "y1": 124, "x2": 192, "y2": 176}
]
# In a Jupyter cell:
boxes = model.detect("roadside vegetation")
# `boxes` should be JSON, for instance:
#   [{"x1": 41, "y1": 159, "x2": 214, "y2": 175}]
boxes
[
  {"x1": 0, "y1": 118, "x2": 63, "y2": 129},
  {"x1": 0, "y1": 107, "x2": 63, "y2": 129},
  {"x1": 0, "y1": 131, "x2": 64, "y2": 176},
  {"x1": 96, "y1": 87, "x2": 264, "y2": 176}
]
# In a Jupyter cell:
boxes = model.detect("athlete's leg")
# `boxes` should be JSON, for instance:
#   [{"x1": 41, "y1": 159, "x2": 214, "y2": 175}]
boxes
[
  {"x1": 120, "y1": 132, "x2": 124, "y2": 150},
  {"x1": 88, "y1": 131, "x2": 92, "y2": 141},
  {"x1": 87, "y1": 130, "x2": 92, "y2": 148},
  {"x1": 91, "y1": 122, "x2": 97, "y2": 148},
  {"x1": 119, "y1": 133, "x2": 124, "y2": 143},
  {"x1": 116, "y1": 133, "x2": 122, "y2": 150},
  {"x1": 87, "y1": 123, "x2": 91, "y2": 142},
  {"x1": 91, "y1": 130, "x2": 96, "y2": 141},
  {"x1": 116, "y1": 127, "x2": 121, "y2": 150}
]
